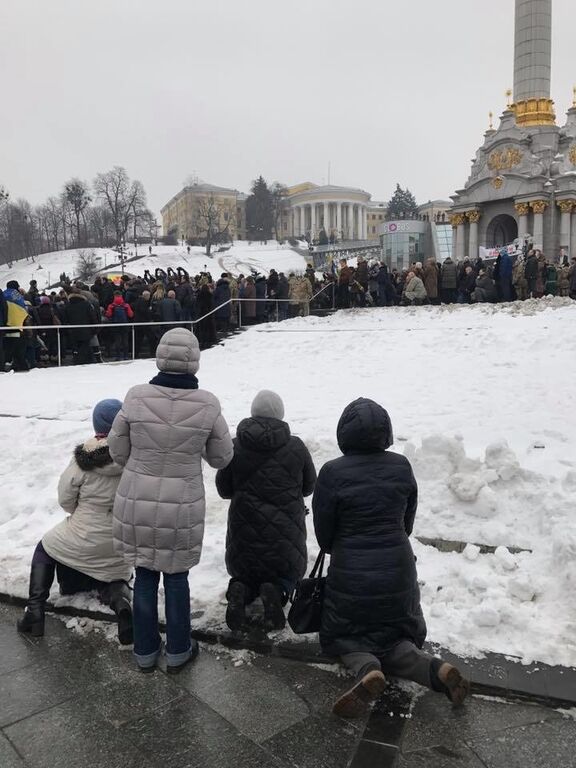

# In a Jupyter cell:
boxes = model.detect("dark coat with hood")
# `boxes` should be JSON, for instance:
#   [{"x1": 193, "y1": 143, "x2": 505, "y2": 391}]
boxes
[
  {"x1": 216, "y1": 417, "x2": 317, "y2": 589},
  {"x1": 312, "y1": 398, "x2": 426, "y2": 657},
  {"x1": 64, "y1": 294, "x2": 98, "y2": 341},
  {"x1": 213, "y1": 279, "x2": 231, "y2": 320}
]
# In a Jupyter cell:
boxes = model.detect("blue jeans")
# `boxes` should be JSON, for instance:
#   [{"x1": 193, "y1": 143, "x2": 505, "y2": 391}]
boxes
[{"x1": 133, "y1": 567, "x2": 191, "y2": 668}]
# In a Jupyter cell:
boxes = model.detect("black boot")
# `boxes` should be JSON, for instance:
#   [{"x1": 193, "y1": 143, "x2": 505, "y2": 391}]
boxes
[
  {"x1": 17, "y1": 562, "x2": 56, "y2": 637},
  {"x1": 260, "y1": 583, "x2": 286, "y2": 630},
  {"x1": 101, "y1": 581, "x2": 133, "y2": 646},
  {"x1": 226, "y1": 581, "x2": 247, "y2": 631}
]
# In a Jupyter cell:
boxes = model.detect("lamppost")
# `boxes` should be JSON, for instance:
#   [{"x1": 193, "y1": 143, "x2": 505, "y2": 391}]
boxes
[{"x1": 119, "y1": 239, "x2": 126, "y2": 275}]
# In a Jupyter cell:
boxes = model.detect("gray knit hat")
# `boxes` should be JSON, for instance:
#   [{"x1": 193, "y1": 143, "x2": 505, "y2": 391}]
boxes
[{"x1": 251, "y1": 390, "x2": 285, "y2": 420}]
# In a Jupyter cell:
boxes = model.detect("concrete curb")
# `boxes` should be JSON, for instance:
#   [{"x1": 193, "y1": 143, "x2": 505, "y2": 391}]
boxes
[{"x1": 3, "y1": 591, "x2": 575, "y2": 710}]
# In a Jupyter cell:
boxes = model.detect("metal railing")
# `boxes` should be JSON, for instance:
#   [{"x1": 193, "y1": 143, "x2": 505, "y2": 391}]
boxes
[{"x1": 0, "y1": 284, "x2": 335, "y2": 368}]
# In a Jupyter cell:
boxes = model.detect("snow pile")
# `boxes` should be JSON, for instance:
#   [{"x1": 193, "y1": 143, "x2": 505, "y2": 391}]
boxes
[
  {"x1": 1, "y1": 302, "x2": 576, "y2": 666},
  {"x1": 405, "y1": 435, "x2": 574, "y2": 550}
]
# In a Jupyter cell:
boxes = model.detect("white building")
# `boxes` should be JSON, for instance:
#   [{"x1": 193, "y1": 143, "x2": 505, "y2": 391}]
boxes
[{"x1": 281, "y1": 182, "x2": 372, "y2": 241}]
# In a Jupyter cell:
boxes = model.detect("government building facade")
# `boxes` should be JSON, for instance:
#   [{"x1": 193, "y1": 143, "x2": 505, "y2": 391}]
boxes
[{"x1": 161, "y1": 181, "x2": 388, "y2": 244}]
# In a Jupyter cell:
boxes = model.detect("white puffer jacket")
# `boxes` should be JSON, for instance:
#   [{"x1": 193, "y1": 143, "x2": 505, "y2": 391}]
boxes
[
  {"x1": 109, "y1": 328, "x2": 234, "y2": 574},
  {"x1": 42, "y1": 438, "x2": 132, "y2": 583}
]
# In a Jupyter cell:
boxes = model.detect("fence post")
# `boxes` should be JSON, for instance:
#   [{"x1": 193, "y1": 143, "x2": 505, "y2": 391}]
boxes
[
  {"x1": 276, "y1": 300, "x2": 279, "y2": 323},
  {"x1": 238, "y1": 301, "x2": 242, "y2": 328},
  {"x1": 57, "y1": 326, "x2": 62, "y2": 367},
  {"x1": 131, "y1": 324, "x2": 135, "y2": 361}
]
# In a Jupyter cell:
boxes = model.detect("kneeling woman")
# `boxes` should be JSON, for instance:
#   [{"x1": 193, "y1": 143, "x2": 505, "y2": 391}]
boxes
[
  {"x1": 313, "y1": 398, "x2": 469, "y2": 718},
  {"x1": 17, "y1": 399, "x2": 133, "y2": 644},
  {"x1": 216, "y1": 390, "x2": 317, "y2": 631}
]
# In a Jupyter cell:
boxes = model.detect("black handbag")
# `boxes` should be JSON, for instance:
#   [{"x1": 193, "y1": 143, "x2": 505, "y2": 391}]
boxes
[{"x1": 287, "y1": 551, "x2": 326, "y2": 634}]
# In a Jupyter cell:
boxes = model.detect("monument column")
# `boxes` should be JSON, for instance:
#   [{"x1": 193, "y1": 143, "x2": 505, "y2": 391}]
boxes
[
  {"x1": 514, "y1": 202, "x2": 530, "y2": 238},
  {"x1": 530, "y1": 200, "x2": 548, "y2": 250},
  {"x1": 557, "y1": 200, "x2": 574, "y2": 250},
  {"x1": 450, "y1": 215, "x2": 458, "y2": 259},
  {"x1": 466, "y1": 210, "x2": 481, "y2": 261},
  {"x1": 453, "y1": 214, "x2": 466, "y2": 261},
  {"x1": 513, "y1": 0, "x2": 555, "y2": 126}
]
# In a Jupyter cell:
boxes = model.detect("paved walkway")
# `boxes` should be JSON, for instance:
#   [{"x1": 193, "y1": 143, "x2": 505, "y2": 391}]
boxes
[{"x1": 1, "y1": 603, "x2": 575, "y2": 768}]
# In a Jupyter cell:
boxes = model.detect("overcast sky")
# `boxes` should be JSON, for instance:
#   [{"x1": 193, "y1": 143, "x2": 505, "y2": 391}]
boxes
[{"x1": 1, "y1": 0, "x2": 574, "y2": 218}]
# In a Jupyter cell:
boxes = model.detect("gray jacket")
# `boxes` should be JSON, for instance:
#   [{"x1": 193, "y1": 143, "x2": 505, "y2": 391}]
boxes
[{"x1": 109, "y1": 328, "x2": 233, "y2": 574}]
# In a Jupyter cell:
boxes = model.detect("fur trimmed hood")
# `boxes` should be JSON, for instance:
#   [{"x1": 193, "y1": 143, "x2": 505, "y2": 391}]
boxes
[{"x1": 74, "y1": 438, "x2": 122, "y2": 475}]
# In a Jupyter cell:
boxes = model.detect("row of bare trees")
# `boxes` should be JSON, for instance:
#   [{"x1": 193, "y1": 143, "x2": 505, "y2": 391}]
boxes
[{"x1": 0, "y1": 167, "x2": 154, "y2": 267}]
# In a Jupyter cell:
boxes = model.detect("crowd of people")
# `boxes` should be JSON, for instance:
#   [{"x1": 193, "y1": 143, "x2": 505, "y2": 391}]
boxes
[
  {"x1": 332, "y1": 249, "x2": 576, "y2": 308},
  {"x1": 0, "y1": 267, "x2": 316, "y2": 371},
  {"x1": 16, "y1": 327, "x2": 470, "y2": 719},
  {"x1": 2, "y1": 247, "x2": 575, "y2": 371}
]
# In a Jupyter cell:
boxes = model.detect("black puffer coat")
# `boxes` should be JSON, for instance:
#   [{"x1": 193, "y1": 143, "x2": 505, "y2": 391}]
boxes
[
  {"x1": 216, "y1": 416, "x2": 317, "y2": 589},
  {"x1": 312, "y1": 398, "x2": 426, "y2": 657}
]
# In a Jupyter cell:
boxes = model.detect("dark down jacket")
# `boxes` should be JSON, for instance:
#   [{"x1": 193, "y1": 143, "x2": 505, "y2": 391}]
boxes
[
  {"x1": 216, "y1": 416, "x2": 317, "y2": 589},
  {"x1": 312, "y1": 398, "x2": 426, "y2": 657}
]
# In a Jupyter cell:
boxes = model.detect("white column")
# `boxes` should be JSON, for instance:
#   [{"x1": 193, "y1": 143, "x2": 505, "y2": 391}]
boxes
[
  {"x1": 299, "y1": 206, "x2": 305, "y2": 235},
  {"x1": 323, "y1": 202, "x2": 329, "y2": 233},
  {"x1": 360, "y1": 205, "x2": 366, "y2": 239},
  {"x1": 336, "y1": 203, "x2": 342, "y2": 238},
  {"x1": 348, "y1": 204, "x2": 354, "y2": 239},
  {"x1": 558, "y1": 200, "x2": 574, "y2": 249},
  {"x1": 310, "y1": 203, "x2": 316, "y2": 238},
  {"x1": 530, "y1": 201, "x2": 547, "y2": 251},
  {"x1": 571, "y1": 210, "x2": 576, "y2": 258},
  {"x1": 456, "y1": 215, "x2": 466, "y2": 261},
  {"x1": 467, "y1": 211, "x2": 481, "y2": 261}
]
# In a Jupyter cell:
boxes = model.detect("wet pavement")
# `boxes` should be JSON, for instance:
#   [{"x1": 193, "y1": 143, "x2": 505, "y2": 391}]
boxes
[{"x1": 1, "y1": 603, "x2": 575, "y2": 768}]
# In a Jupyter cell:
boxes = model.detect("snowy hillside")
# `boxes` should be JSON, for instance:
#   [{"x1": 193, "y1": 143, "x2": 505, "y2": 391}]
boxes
[
  {"x1": 1, "y1": 299, "x2": 576, "y2": 666},
  {"x1": 0, "y1": 242, "x2": 309, "y2": 290}
]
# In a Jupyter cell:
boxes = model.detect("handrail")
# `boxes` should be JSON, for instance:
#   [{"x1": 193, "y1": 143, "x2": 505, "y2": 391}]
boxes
[
  {"x1": 0, "y1": 291, "x2": 333, "y2": 369},
  {"x1": 0, "y1": 293, "x2": 333, "y2": 334}
]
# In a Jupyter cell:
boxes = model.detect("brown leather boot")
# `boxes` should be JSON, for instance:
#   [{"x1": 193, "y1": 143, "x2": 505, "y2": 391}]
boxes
[{"x1": 332, "y1": 670, "x2": 387, "y2": 719}]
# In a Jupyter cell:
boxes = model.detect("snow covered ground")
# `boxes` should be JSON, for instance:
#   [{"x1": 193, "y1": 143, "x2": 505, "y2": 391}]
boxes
[
  {"x1": 0, "y1": 242, "x2": 308, "y2": 291},
  {"x1": 1, "y1": 298, "x2": 575, "y2": 667}
]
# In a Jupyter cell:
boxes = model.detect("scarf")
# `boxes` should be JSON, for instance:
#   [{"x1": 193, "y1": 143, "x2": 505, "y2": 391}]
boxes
[{"x1": 149, "y1": 372, "x2": 199, "y2": 390}]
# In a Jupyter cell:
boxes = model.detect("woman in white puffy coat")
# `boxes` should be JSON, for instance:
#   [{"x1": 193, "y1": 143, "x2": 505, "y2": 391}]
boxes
[
  {"x1": 17, "y1": 399, "x2": 133, "y2": 644},
  {"x1": 109, "y1": 328, "x2": 233, "y2": 673}
]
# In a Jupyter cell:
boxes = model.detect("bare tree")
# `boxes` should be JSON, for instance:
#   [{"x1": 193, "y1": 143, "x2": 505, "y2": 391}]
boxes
[
  {"x1": 270, "y1": 182, "x2": 289, "y2": 241},
  {"x1": 93, "y1": 166, "x2": 149, "y2": 247},
  {"x1": 195, "y1": 194, "x2": 235, "y2": 255},
  {"x1": 86, "y1": 204, "x2": 115, "y2": 247},
  {"x1": 64, "y1": 178, "x2": 91, "y2": 246}
]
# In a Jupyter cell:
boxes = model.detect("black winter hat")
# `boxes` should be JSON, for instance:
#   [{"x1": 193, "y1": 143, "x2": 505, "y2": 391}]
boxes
[{"x1": 6, "y1": 280, "x2": 19, "y2": 290}]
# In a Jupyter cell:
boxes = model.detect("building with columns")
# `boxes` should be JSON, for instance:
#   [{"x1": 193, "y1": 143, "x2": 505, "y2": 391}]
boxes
[
  {"x1": 450, "y1": 0, "x2": 576, "y2": 261},
  {"x1": 281, "y1": 182, "x2": 372, "y2": 241}
]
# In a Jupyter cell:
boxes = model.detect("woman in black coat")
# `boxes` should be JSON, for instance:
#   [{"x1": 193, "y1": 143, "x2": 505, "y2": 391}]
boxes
[
  {"x1": 216, "y1": 390, "x2": 316, "y2": 632},
  {"x1": 313, "y1": 398, "x2": 469, "y2": 718}
]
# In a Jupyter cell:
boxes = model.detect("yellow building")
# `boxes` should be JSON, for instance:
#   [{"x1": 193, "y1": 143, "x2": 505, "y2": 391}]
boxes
[
  {"x1": 161, "y1": 183, "x2": 246, "y2": 242},
  {"x1": 366, "y1": 201, "x2": 387, "y2": 239}
]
